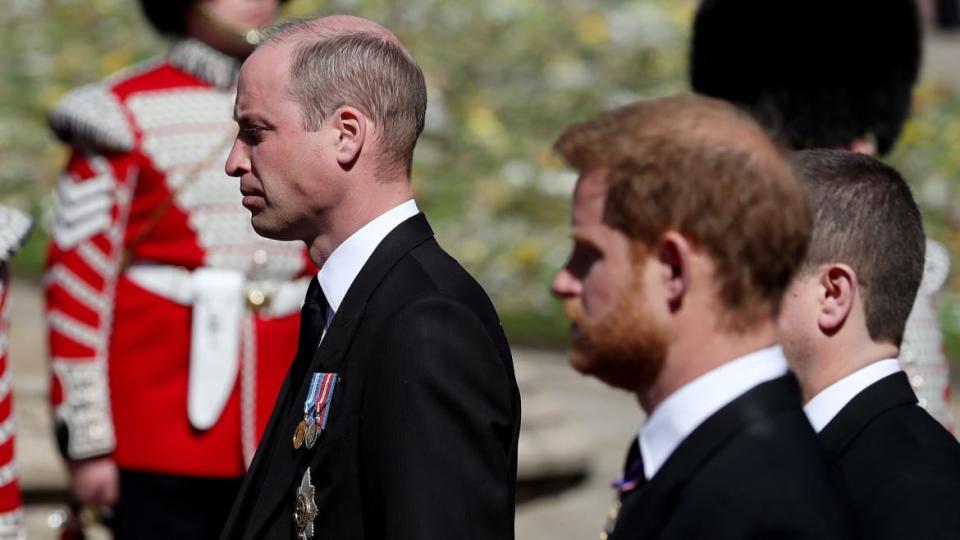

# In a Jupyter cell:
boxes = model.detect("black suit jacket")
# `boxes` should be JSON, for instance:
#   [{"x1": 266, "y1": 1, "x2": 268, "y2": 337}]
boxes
[
  {"x1": 221, "y1": 214, "x2": 521, "y2": 540},
  {"x1": 819, "y1": 371, "x2": 960, "y2": 540},
  {"x1": 610, "y1": 375, "x2": 854, "y2": 540}
]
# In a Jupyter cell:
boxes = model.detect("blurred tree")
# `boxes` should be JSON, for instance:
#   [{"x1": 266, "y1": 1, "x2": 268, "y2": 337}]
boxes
[
  {"x1": 287, "y1": 0, "x2": 695, "y2": 344},
  {"x1": 5, "y1": 0, "x2": 960, "y2": 349},
  {"x1": 2, "y1": 0, "x2": 694, "y2": 344},
  {"x1": 889, "y1": 82, "x2": 960, "y2": 364},
  {"x1": 0, "y1": 0, "x2": 161, "y2": 272}
]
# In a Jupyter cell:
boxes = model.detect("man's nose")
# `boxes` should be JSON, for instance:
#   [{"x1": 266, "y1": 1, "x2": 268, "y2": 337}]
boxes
[
  {"x1": 550, "y1": 267, "x2": 581, "y2": 299},
  {"x1": 225, "y1": 139, "x2": 249, "y2": 178}
]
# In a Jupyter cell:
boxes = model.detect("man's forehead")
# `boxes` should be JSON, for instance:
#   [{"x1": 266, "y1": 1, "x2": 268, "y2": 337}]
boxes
[
  {"x1": 237, "y1": 43, "x2": 292, "y2": 104},
  {"x1": 571, "y1": 168, "x2": 608, "y2": 226}
]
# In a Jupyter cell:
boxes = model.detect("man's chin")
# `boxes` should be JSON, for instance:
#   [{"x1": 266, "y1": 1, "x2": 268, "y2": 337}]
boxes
[
  {"x1": 250, "y1": 217, "x2": 293, "y2": 242},
  {"x1": 569, "y1": 344, "x2": 662, "y2": 393},
  {"x1": 568, "y1": 348, "x2": 593, "y2": 376},
  {"x1": 569, "y1": 348, "x2": 627, "y2": 390}
]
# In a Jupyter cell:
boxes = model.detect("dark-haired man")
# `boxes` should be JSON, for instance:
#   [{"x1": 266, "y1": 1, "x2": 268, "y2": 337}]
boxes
[
  {"x1": 45, "y1": 1, "x2": 311, "y2": 538},
  {"x1": 689, "y1": 0, "x2": 954, "y2": 427},
  {"x1": 779, "y1": 150, "x2": 960, "y2": 539},
  {"x1": 551, "y1": 94, "x2": 853, "y2": 540},
  {"x1": 220, "y1": 15, "x2": 520, "y2": 540}
]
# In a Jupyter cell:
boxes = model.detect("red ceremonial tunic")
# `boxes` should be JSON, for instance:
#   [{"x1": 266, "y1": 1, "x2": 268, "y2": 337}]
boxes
[
  {"x1": 46, "y1": 39, "x2": 312, "y2": 477},
  {"x1": 0, "y1": 206, "x2": 31, "y2": 539}
]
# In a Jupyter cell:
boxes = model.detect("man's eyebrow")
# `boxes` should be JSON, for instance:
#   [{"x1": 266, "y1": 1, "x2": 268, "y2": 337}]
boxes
[
  {"x1": 570, "y1": 229, "x2": 594, "y2": 245},
  {"x1": 234, "y1": 111, "x2": 258, "y2": 125}
]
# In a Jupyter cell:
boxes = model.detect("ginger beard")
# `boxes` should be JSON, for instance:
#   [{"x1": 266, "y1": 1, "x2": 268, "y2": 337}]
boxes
[{"x1": 564, "y1": 268, "x2": 668, "y2": 392}]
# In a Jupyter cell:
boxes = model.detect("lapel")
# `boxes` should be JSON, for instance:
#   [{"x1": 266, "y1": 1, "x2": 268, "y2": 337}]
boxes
[
  {"x1": 244, "y1": 213, "x2": 435, "y2": 539},
  {"x1": 818, "y1": 371, "x2": 917, "y2": 461},
  {"x1": 613, "y1": 375, "x2": 802, "y2": 539}
]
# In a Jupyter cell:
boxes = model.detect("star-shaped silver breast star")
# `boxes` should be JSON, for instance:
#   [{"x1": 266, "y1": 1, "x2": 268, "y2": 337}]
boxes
[{"x1": 294, "y1": 468, "x2": 318, "y2": 539}]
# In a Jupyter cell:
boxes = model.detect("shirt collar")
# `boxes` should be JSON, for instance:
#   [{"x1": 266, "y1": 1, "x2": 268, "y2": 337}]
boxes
[
  {"x1": 638, "y1": 345, "x2": 788, "y2": 481},
  {"x1": 168, "y1": 38, "x2": 241, "y2": 89},
  {"x1": 317, "y1": 200, "x2": 419, "y2": 316},
  {"x1": 803, "y1": 358, "x2": 901, "y2": 433}
]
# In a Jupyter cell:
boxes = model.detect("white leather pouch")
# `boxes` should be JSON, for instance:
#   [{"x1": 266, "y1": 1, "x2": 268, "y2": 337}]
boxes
[{"x1": 188, "y1": 268, "x2": 244, "y2": 430}]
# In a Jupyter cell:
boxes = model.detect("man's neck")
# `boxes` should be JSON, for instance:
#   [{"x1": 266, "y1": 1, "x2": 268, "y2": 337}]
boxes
[
  {"x1": 797, "y1": 340, "x2": 900, "y2": 403},
  {"x1": 637, "y1": 321, "x2": 778, "y2": 413},
  {"x1": 306, "y1": 181, "x2": 414, "y2": 270}
]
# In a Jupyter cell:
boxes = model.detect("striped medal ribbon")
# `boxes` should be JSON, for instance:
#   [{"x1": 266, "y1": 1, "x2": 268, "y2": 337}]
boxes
[
  {"x1": 294, "y1": 373, "x2": 324, "y2": 450},
  {"x1": 305, "y1": 373, "x2": 338, "y2": 449}
]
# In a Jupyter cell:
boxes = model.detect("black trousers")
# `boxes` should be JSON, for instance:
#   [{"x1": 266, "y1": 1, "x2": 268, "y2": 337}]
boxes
[{"x1": 113, "y1": 470, "x2": 242, "y2": 540}]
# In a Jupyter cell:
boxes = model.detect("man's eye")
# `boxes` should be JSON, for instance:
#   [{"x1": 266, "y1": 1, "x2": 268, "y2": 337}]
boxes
[
  {"x1": 567, "y1": 243, "x2": 601, "y2": 279},
  {"x1": 239, "y1": 127, "x2": 264, "y2": 145}
]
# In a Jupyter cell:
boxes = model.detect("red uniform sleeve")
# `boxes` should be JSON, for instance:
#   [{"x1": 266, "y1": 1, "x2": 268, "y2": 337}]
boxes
[{"x1": 46, "y1": 149, "x2": 138, "y2": 460}]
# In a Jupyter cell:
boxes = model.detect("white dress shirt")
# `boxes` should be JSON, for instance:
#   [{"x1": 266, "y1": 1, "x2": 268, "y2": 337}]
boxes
[
  {"x1": 637, "y1": 345, "x2": 789, "y2": 481},
  {"x1": 803, "y1": 358, "x2": 902, "y2": 433},
  {"x1": 317, "y1": 199, "x2": 420, "y2": 327}
]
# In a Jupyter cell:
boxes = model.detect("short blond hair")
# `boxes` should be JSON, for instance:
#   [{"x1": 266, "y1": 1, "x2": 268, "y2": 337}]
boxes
[{"x1": 264, "y1": 19, "x2": 427, "y2": 173}]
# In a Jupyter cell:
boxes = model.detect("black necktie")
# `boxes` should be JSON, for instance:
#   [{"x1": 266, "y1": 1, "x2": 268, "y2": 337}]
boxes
[
  {"x1": 299, "y1": 277, "x2": 327, "y2": 351},
  {"x1": 602, "y1": 439, "x2": 646, "y2": 538},
  {"x1": 287, "y1": 278, "x2": 327, "y2": 409},
  {"x1": 618, "y1": 438, "x2": 645, "y2": 500}
]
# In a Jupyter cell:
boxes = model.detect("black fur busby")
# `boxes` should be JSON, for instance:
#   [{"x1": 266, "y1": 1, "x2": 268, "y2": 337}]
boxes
[
  {"x1": 138, "y1": 0, "x2": 289, "y2": 36},
  {"x1": 690, "y1": 0, "x2": 922, "y2": 155}
]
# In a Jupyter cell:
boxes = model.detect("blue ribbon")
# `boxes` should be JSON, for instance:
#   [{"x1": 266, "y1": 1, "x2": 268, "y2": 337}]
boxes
[{"x1": 304, "y1": 373, "x2": 323, "y2": 418}]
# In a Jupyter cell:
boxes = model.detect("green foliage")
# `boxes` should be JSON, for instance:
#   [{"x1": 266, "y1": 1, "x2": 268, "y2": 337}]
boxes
[
  {"x1": 940, "y1": 295, "x2": 960, "y2": 366},
  {"x1": 888, "y1": 83, "x2": 960, "y2": 368},
  {"x1": 2, "y1": 0, "x2": 693, "y2": 345},
  {"x1": 5, "y1": 1, "x2": 960, "y2": 350},
  {"x1": 889, "y1": 84, "x2": 960, "y2": 243},
  {"x1": 285, "y1": 0, "x2": 696, "y2": 343},
  {"x1": 1, "y1": 0, "x2": 164, "y2": 281},
  {"x1": 0, "y1": 0, "x2": 161, "y2": 201}
]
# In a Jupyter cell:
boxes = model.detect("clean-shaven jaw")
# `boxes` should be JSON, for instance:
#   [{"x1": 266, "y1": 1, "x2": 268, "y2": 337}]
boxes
[
  {"x1": 226, "y1": 16, "x2": 418, "y2": 269},
  {"x1": 227, "y1": 41, "x2": 330, "y2": 243},
  {"x1": 778, "y1": 264, "x2": 899, "y2": 402},
  {"x1": 232, "y1": 48, "x2": 276, "y2": 215}
]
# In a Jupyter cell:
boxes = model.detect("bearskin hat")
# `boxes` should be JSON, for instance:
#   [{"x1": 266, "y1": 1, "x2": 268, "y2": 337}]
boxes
[
  {"x1": 690, "y1": 0, "x2": 921, "y2": 155},
  {"x1": 139, "y1": 0, "x2": 290, "y2": 36}
]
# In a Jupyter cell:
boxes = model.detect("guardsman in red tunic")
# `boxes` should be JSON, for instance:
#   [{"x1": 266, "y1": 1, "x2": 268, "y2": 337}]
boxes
[
  {"x1": 0, "y1": 207, "x2": 30, "y2": 540},
  {"x1": 45, "y1": 1, "x2": 305, "y2": 537}
]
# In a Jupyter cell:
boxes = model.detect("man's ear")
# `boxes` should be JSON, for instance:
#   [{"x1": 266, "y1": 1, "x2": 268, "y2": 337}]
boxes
[
  {"x1": 817, "y1": 264, "x2": 857, "y2": 335},
  {"x1": 332, "y1": 106, "x2": 368, "y2": 169},
  {"x1": 656, "y1": 231, "x2": 692, "y2": 312}
]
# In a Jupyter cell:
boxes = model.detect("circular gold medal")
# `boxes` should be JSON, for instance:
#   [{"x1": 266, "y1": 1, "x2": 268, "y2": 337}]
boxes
[
  {"x1": 305, "y1": 421, "x2": 319, "y2": 449},
  {"x1": 293, "y1": 419, "x2": 307, "y2": 449}
]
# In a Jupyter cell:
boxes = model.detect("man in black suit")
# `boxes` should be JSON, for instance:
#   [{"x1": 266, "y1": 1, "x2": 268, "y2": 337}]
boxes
[
  {"x1": 220, "y1": 15, "x2": 520, "y2": 540},
  {"x1": 688, "y1": 0, "x2": 960, "y2": 429},
  {"x1": 778, "y1": 150, "x2": 960, "y2": 539},
  {"x1": 550, "y1": 94, "x2": 853, "y2": 540}
]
